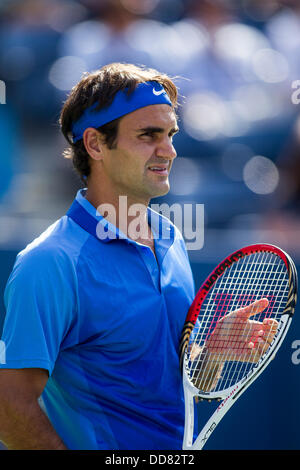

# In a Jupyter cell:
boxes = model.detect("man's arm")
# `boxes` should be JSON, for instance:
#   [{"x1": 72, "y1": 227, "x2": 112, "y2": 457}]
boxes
[{"x1": 0, "y1": 368, "x2": 67, "y2": 450}]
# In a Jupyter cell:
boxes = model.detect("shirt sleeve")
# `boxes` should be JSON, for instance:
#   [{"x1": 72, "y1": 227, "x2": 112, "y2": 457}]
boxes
[{"x1": 0, "y1": 246, "x2": 78, "y2": 375}]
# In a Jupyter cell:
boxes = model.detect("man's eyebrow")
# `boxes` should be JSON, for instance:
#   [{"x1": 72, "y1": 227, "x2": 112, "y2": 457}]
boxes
[{"x1": 137, "y1": 126, "x2": 179, "y2": 134}]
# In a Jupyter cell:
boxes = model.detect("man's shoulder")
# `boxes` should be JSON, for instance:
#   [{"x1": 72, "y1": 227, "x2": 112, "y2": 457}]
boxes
[{"x1": 16, "y1": 215, "x2": 90, "y2": 272}]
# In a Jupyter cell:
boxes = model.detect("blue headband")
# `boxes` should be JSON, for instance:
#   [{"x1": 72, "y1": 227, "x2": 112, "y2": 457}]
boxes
[{"x1": 71, "y1": 81, "x2": 173, "y2": 143}]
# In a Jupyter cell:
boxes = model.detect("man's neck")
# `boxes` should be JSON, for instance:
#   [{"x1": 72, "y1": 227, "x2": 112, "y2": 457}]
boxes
[{"x1": 85, "y1": 185, "x2": 152, "y2": 244}]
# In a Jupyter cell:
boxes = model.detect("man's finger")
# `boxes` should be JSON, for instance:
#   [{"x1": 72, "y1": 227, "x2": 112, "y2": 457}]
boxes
[
  {"x1": 262, "y1": 318, "x2": 278, "y2": 328},
  {"x1": 235, "y1": 298, "x2": 269, "y2": 319}
]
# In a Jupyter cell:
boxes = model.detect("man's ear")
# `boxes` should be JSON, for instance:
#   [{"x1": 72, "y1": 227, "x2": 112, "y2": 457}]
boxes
[{"x1": 83, "y1": 128, "x2": 104, "y2": 161}]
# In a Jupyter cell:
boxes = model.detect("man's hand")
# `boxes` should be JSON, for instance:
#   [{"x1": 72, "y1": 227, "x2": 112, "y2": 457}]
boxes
[
  {"x1": 189, "y1": 298, "x2": 278, "y2": 392},
  {"x1": 205, "y1": 298, "x2": 278, "y2": 363}
]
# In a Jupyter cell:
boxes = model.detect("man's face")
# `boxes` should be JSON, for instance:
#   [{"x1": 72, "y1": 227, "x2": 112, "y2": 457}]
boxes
[{"x1": 99, "y1": 104, "x2": 178, "y2": 203}]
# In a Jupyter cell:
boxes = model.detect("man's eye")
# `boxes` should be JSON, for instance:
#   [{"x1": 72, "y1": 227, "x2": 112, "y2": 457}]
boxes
[
  {"x1": 169, "y1": 131, "x2": 178, "y2": 139},
  {"x1": 140, "y1": 132, "x2": 155, "y2": 138}
]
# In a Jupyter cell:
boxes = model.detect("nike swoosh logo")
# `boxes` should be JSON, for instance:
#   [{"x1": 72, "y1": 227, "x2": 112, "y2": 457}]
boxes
[{"x1": 152, "y1": 87, "x2": 165, "y2": 96}]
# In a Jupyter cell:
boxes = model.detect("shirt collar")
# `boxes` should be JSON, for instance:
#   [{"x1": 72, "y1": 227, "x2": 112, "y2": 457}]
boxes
[{"x1": 67, "y1": 189, "x2": 175, "y2": 248}]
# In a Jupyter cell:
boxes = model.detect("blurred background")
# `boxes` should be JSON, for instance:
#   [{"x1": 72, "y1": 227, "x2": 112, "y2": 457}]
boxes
[{"x1": 0, "y1": 0, "x2": 299, "y2": 450}]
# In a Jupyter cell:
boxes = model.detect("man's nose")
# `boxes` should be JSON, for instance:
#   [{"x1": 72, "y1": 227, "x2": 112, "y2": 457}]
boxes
[{"x1": 156, "y1": 137, "x2": 177, "y2": 160}]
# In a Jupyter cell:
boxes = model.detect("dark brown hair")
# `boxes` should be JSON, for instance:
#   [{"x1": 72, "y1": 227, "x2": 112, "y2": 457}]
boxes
[{"x1": 59, "y1": 62, "x2": 179, "y2": 183}]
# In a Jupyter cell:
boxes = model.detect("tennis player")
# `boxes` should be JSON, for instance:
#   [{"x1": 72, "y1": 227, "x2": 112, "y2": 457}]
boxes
[{"x1": 0, "y1": 63, "x2": 274, "y2": 450}]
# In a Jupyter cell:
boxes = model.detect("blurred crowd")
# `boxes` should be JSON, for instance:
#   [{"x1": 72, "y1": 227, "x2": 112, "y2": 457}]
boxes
[{"x1": 0, "y1": 0, "x2": 300, "y2": 259}]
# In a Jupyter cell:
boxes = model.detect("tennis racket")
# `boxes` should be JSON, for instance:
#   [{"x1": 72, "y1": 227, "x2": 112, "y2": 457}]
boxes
[{"x1": 179, "y1": 243, "x2": 298, "y2": 450}]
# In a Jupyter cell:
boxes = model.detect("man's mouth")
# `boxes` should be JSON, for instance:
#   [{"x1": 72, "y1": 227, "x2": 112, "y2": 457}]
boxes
[{"x1": 148, "y1": 165, "x2": 169, "y2": 175}]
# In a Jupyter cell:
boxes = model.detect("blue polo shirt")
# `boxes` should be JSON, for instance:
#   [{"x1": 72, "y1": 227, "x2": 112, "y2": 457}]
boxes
[{"x1": 1, "y1": 189, "x2": 195, "y2": 450}]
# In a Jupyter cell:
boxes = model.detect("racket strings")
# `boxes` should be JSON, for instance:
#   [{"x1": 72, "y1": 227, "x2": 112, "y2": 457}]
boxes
[
  {"x1": 187, "y1": 252, "x2": 289, "y2": 393},
  {"x1": 202, "y1": 253, "x2": 285, "y2": 389},
  {"x1": 192, "y1": 252, "x2": 255, "y2": 390},
  {"x1": 199, "y1": 253, "x2": 286, "y2": 388}
]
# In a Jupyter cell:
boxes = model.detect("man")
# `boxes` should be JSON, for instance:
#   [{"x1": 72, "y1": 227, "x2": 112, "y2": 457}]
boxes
[{"x1": 0, "y1": 63, "x2": 275, "y2": 450}]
